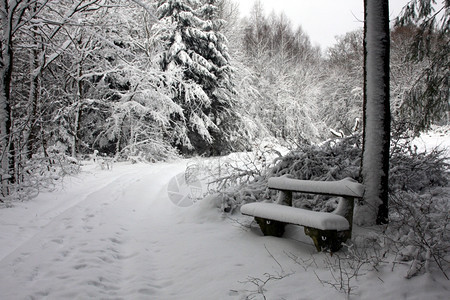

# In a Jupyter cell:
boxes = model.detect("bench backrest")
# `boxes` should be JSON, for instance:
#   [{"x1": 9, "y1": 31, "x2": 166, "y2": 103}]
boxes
[{"x1": 268, "y1": 176, "x2": 364, "y2": 198}]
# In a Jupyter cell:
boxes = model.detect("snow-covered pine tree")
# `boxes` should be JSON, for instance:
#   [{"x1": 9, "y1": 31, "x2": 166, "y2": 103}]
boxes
[
  {"x1": 196, "y1": 0, "x2": 241, "y2": 153},
  {"x1": 395, "y1": 0, "x2": 449, "y2": 133},
  {"x1": 154, "y1": 0, "x2": 237, "y2": 155}
]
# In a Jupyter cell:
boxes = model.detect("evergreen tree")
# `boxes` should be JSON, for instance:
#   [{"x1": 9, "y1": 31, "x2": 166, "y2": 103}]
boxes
[
  {"x1": 154, "y1": 0, "x2": 237, "y2": 155},
  {"x1": 396, "y1": 0, "x2": 449, "y2": 132}
]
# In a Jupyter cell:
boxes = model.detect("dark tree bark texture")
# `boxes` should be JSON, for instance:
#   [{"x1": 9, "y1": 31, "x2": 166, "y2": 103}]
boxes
[{"x1": 362, "y1": 0, "x2": 391, "y2": 225}]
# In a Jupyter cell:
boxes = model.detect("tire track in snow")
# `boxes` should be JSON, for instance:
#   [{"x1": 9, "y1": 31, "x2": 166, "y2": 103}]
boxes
[
  {"x1": 97, "y1": 165, "x2": 183, "y2": 299},
  {"x1": 0, "y1": 166, "x2": 141, "y2": 263},
  {"x1": 0, "y1": 162, "x2": 186, "y2": 299}
]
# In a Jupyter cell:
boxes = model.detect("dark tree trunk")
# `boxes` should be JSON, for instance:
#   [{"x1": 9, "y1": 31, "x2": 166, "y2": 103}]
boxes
[
  {"x1": 361, "y1": 0, "x2": 391, "y2": 225},
  {"x1": 1, "y1": 3, "x2": 15, "y2": 194},
  {"x1": 25, "y1": 3, "x2": 43, "y2": 159},
  {"x1": 26, "y1": 48, "x2": 40, "y2": 159}
]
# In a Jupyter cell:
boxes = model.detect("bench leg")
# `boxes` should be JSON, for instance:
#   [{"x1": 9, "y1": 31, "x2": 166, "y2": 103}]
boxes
[
  {"x1": 304, "y1": 227, "x2": 351, "y2": 252},
  {"x1": 276, "y1": 190, "x2": 292, "y2": 206},
  {"x1": 255, "y1": 217, "x2": 286, "y2": 237}
]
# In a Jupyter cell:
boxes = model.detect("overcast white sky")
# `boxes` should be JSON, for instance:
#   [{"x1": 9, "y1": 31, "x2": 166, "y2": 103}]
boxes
[{"x1": 237, "y1": 0, "x2": 410, "y2": 49}]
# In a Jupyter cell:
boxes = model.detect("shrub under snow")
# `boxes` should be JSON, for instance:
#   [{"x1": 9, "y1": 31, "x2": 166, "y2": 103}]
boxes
[
  {"x1": 0, "y1": 144, "x2": 81, "y2": 206},
  {"x1": 208, "y1": 135, "x2": 363, "y2": 213},
  {"x1": 208, "y1": 133, "x2": 449, "y2": 279},
  {"x1": 388, "y1": 190, "x2": 449, "y2": 279}
]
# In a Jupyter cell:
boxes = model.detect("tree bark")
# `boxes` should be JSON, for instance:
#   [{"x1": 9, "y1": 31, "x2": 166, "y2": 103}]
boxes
[
  {"x1": 71, "y1": 61, "x2": 83, "y2": 158},
  {"x1": 1, "y1": 0, "x2": 16, "y2": 195},
  {"x1": 361, "y1": 0, "x2": 391, "y2": 225},
  {"x1": 25, "y1": 3, "x2": 42, "y2": 159},
  {"x1": 26, "y1": 47, "x2": 40, "y2": 159}
]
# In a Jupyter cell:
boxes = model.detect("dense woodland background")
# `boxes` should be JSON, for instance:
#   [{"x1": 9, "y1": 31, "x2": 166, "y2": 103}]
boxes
[{"x1": 0, "y1": 0, "x2": 448, "y2": 201}]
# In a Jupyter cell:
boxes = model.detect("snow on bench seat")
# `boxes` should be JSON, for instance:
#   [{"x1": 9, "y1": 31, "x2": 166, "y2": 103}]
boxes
[
  {"x1": 268, "y1": 177, "x2": 364, "y2": 198},
  {"x1": 241, "y1": 202, "x2": 350, "y2": 231}
]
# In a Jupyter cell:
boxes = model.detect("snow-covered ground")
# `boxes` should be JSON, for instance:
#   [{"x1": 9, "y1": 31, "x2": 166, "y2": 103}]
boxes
[
  {"x1": 0, "y1": 130, "x2": 449, "y2": 299},
  {"x1": 413, "y1": 125, "x2": 450, "y2": 154}
]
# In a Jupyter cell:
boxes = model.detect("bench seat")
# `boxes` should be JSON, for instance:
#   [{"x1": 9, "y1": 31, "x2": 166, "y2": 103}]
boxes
[
  {"x1": 241, "y1": 177, "x2": 364, "y2": 252},
  {"x1": 241, "y1": 202, "x2": 350, "y2": 231}
]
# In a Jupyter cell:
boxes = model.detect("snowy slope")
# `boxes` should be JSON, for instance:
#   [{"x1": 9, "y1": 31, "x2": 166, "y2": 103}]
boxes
[
  {"x1": 0, "y1": 160, "x2": 449, "y2": 299},
  {"x1": 414, "y1": 125, "x2": 450, "y2": 155}
]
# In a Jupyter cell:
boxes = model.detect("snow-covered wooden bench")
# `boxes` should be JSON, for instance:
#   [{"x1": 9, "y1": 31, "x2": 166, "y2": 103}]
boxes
[{"x1": 240, "y1": 177, "x2": 364, "y2": 252}]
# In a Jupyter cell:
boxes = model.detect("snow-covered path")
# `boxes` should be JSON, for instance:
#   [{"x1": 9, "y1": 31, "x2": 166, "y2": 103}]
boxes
[
  {"x1": 0, "y1": 161, "x2": 308, "y2": 300},
  {"x1": 0, "y1": 163, "x2": 186, "y2": 298},
  {"x1": 1, "y1": 161, "x2": 449, "y2": 300}
]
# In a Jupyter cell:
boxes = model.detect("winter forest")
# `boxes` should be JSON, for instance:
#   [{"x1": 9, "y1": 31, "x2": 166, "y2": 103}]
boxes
[{"x1": 0, "y1": 0, "x2": 449, "y2": 299}]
